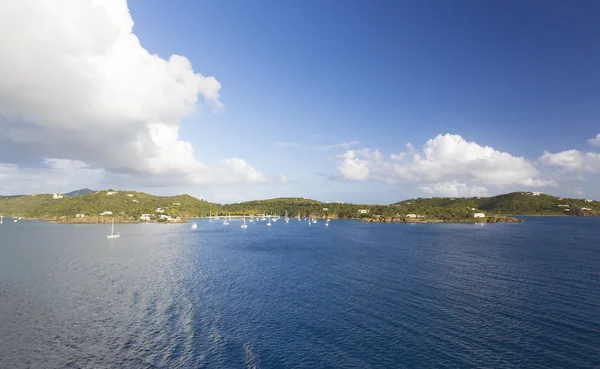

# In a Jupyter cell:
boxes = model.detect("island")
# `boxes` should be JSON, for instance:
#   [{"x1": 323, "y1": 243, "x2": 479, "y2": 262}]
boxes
[{"x1": 0, "y1": 190, "x2": 598, "y2": 224}]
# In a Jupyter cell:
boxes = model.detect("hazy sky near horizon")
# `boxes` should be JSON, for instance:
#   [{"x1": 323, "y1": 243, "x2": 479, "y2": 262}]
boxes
[{"x1": 0, "y1": 0, "x2": 599, "y2": 203}]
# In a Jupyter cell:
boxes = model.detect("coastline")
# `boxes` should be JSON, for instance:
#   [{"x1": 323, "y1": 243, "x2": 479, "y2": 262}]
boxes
[
  {"x1": 48, "y1": 216, "x2": 187, "y2": 224},
  {"x1": 360, "y1": 216, "x2": 522, "y2": 224}
]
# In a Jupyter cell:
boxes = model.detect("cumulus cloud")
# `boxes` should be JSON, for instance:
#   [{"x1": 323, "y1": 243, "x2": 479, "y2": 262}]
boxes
[
  {"x1": 0, "y1": 0, "x2": 265, "y2": 187},
  {"x1": 539, "y1": 150, "x2": 600, "y2": 172},
  {"x1": 317, "y1": 141, "x2": 360, "y2": 151},
  {"x1": 419, "y1": 181, "x2": 488, "y2": 197},
  {"x1": 0, "y1": 159, "x2": 105, "y2": 194},
  {"x1": 336, "y1": 134, "x2": 551, "y2": 189},
  {"x1": 588, "y1": 134, "x2": 600, "y2": 147}
]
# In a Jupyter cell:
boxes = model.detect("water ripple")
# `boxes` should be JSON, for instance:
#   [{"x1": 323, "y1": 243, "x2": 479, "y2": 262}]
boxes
[{"x1": 0, "y1": 218, "x2": 599, "y2": 368}]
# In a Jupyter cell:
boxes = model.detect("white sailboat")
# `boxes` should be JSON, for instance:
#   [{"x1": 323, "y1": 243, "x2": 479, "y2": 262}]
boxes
[
  {"x1": 191, "y1": 222, "x2": 198, "y2": 229},
  {"x1": 0, "y1": 214, "x2": 3, "y2": 224},
  {"x1": 241, "y1": 216, "x2": 248, "y2": 229},
  {"x1": 285, "y1": 210, "x2": 289, "y2": 223},
  {"x1": 267, "y1": 215, "x2": 272, "y2": 226},
  {"x1": 209, "y1": 209, "x2": 212, "y2": 222},
  {"x1": 106, "y1": 220, "x2": 121, "y2": 239},
  {"x1": 326, "y1": 218, "x2": 330, "y2": 227}
]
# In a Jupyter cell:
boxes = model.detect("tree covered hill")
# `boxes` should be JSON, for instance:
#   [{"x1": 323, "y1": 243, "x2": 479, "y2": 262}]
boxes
[
  {"x1": 392, "y1": 192, "x2": 599, "y2": 216},
  {"x1": 0, "y1": 190, "x2": 219, "y2": 219},
  {"x1": 0, "y1": 190, "x2": 598, "y2": 220},
  {"x1": 220, "y1": 197, "x2": 371, "y2": 218},
  {"x1": 64, "y1": 188, "x2": 95, "y2": 197}
]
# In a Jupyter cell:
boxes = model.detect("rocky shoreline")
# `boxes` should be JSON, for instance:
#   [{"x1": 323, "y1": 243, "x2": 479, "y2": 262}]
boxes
[
  {"x1": 49, "y1": 216, "x2": 186, "y2": 224},
  {"x1": 360, "y1": 216, "x2": 522, "y2": 224}
]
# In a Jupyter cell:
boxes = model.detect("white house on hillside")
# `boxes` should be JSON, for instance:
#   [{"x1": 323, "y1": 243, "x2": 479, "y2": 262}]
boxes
[
  {"x1": 99, "y1": 211, "x2": 113, "y2": 216},
  {"x1": 532, "y1": 192, "x2": 542, "y2": 196},
  {"x1": 155, "y1": 208, "x2": 164, "y2": 213},
  {"x1": 75, "y1": 213, "x2": 85, "y2": 218},
  {"x1": 473, "y1": 213, "x2": 486, "y2": 218},
  {"x1": 127, "y1": 194, "x2": 134, "y2": 197},
  {"x1": 585, "y1": 199, "x2": 593, "y2": 203},
  {"x1": 107, "y1": 191, "x2": 118, "y2": 196},
  {"x1": 53, "y1": 193, "x2": 63, "y2": 199},
  {"x1": 581, "y1": 207, "x2": 592, "y2": 211},
  {"x1": 358, "y1": 209, "x2": 369, "y2": 214},
  {"x1": 140, "y1": 214, "x2": 151, "y2": 221},
  {"x1": 406, "y1": 214, "x2": 417, "y2": 218}
]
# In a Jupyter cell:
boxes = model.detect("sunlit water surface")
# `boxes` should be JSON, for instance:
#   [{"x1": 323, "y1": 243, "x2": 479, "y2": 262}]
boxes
[{"x1": 1, "y1": 217, "x2": 599, "y2": 368}]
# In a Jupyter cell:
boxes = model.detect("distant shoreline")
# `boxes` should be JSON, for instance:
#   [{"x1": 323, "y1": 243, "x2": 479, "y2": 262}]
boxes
[{"x1": 361, "y1": 216, "x2": 522, "y2": 224}]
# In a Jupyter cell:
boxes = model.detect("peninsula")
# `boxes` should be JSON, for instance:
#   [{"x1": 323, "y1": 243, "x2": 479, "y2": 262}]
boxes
[{"x1": 0, "y1": 190, "x2": 598, "y2": 224}]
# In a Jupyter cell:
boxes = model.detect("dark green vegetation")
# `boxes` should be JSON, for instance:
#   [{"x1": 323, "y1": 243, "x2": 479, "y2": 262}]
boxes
[
  {"x1": 392, "y1": 192, "x2": 600, "y2": 217},
  {"x1": 0, "y1": 190, "x2": 598, "y2": 222},
  {"x1": 0, "y1": 190, "x2": 217, "y2": 220}
]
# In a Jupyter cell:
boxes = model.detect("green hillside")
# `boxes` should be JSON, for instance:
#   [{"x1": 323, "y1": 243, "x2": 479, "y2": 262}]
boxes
[
  {"x1": 392, "y1": 192, "x2": 600, "y2": 216},
  {"x1": 220, "y1": 197, "x2": 370, "y2": 218},
  {"x1": 0, "y1": 190, "x2": 220, "y2": 219},
  {"x1": 0, "y1": 190, "x2": 598, "y2": 221}
]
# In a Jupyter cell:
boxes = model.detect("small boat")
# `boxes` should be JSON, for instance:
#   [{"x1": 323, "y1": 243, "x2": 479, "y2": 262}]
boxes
[
  {"x1": 267, "y1": 216, "x2": 272, "y2": 227},
  {"x1": 0, "y1": 214, "x2": 3, "y2": 224},
  {"x1": 191, "y1": 222, "x2": 198, "y2": 229},
  {"x1": 241, "y1": 216, "x2": 248, "y2": 229},
  {"x1": 209, "y1": 209, "x2": 213, "y2": 222},
  {"x1": 106, "y1": 220, "x2": 121, "y2": 239}
]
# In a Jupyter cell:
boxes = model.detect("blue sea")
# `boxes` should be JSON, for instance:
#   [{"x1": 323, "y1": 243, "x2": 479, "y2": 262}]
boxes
[{"x1": 0, "y1": 217, "x2": 599, "y2": 368}]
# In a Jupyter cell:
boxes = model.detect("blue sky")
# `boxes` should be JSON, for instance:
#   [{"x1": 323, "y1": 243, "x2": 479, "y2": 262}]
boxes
[{"x1": 1, "y1": 0, "x2": 599, "y2": 203}]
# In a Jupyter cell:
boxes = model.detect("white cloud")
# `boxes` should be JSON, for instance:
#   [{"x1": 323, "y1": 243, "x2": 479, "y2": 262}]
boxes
[
  {"x1": 419, "y1": 181, "x2": 488, "y2": 197},
  {"x1": 317, "y1": 141, "x2": 360, "y2": 151},
  {"x1": 276, "y1": 142, "x2": 300, "y2": 148},
  {"x1": 336, "y1": 150, "x2": 371, "y2": 181},
  {"x1": 0, "y1": 0, "x2": 264, "y2": 186},
  {"x1": 539, "y1": 150, "x2": 600, "y2": 172},
  {"x1": 588, "y1": 134, "x2": 600, "y2": 147},
  {"x1": 0, "y1": 159, "x2": 105, "y2": 194},
  {"x1": 336, "y1": 134, "x2": 551, "y2": 189}
]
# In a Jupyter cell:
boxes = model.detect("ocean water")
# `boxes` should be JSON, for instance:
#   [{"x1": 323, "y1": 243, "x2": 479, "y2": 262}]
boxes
[{"x1": 0, "y1": 217, "x2": 599, "y2": 368}]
